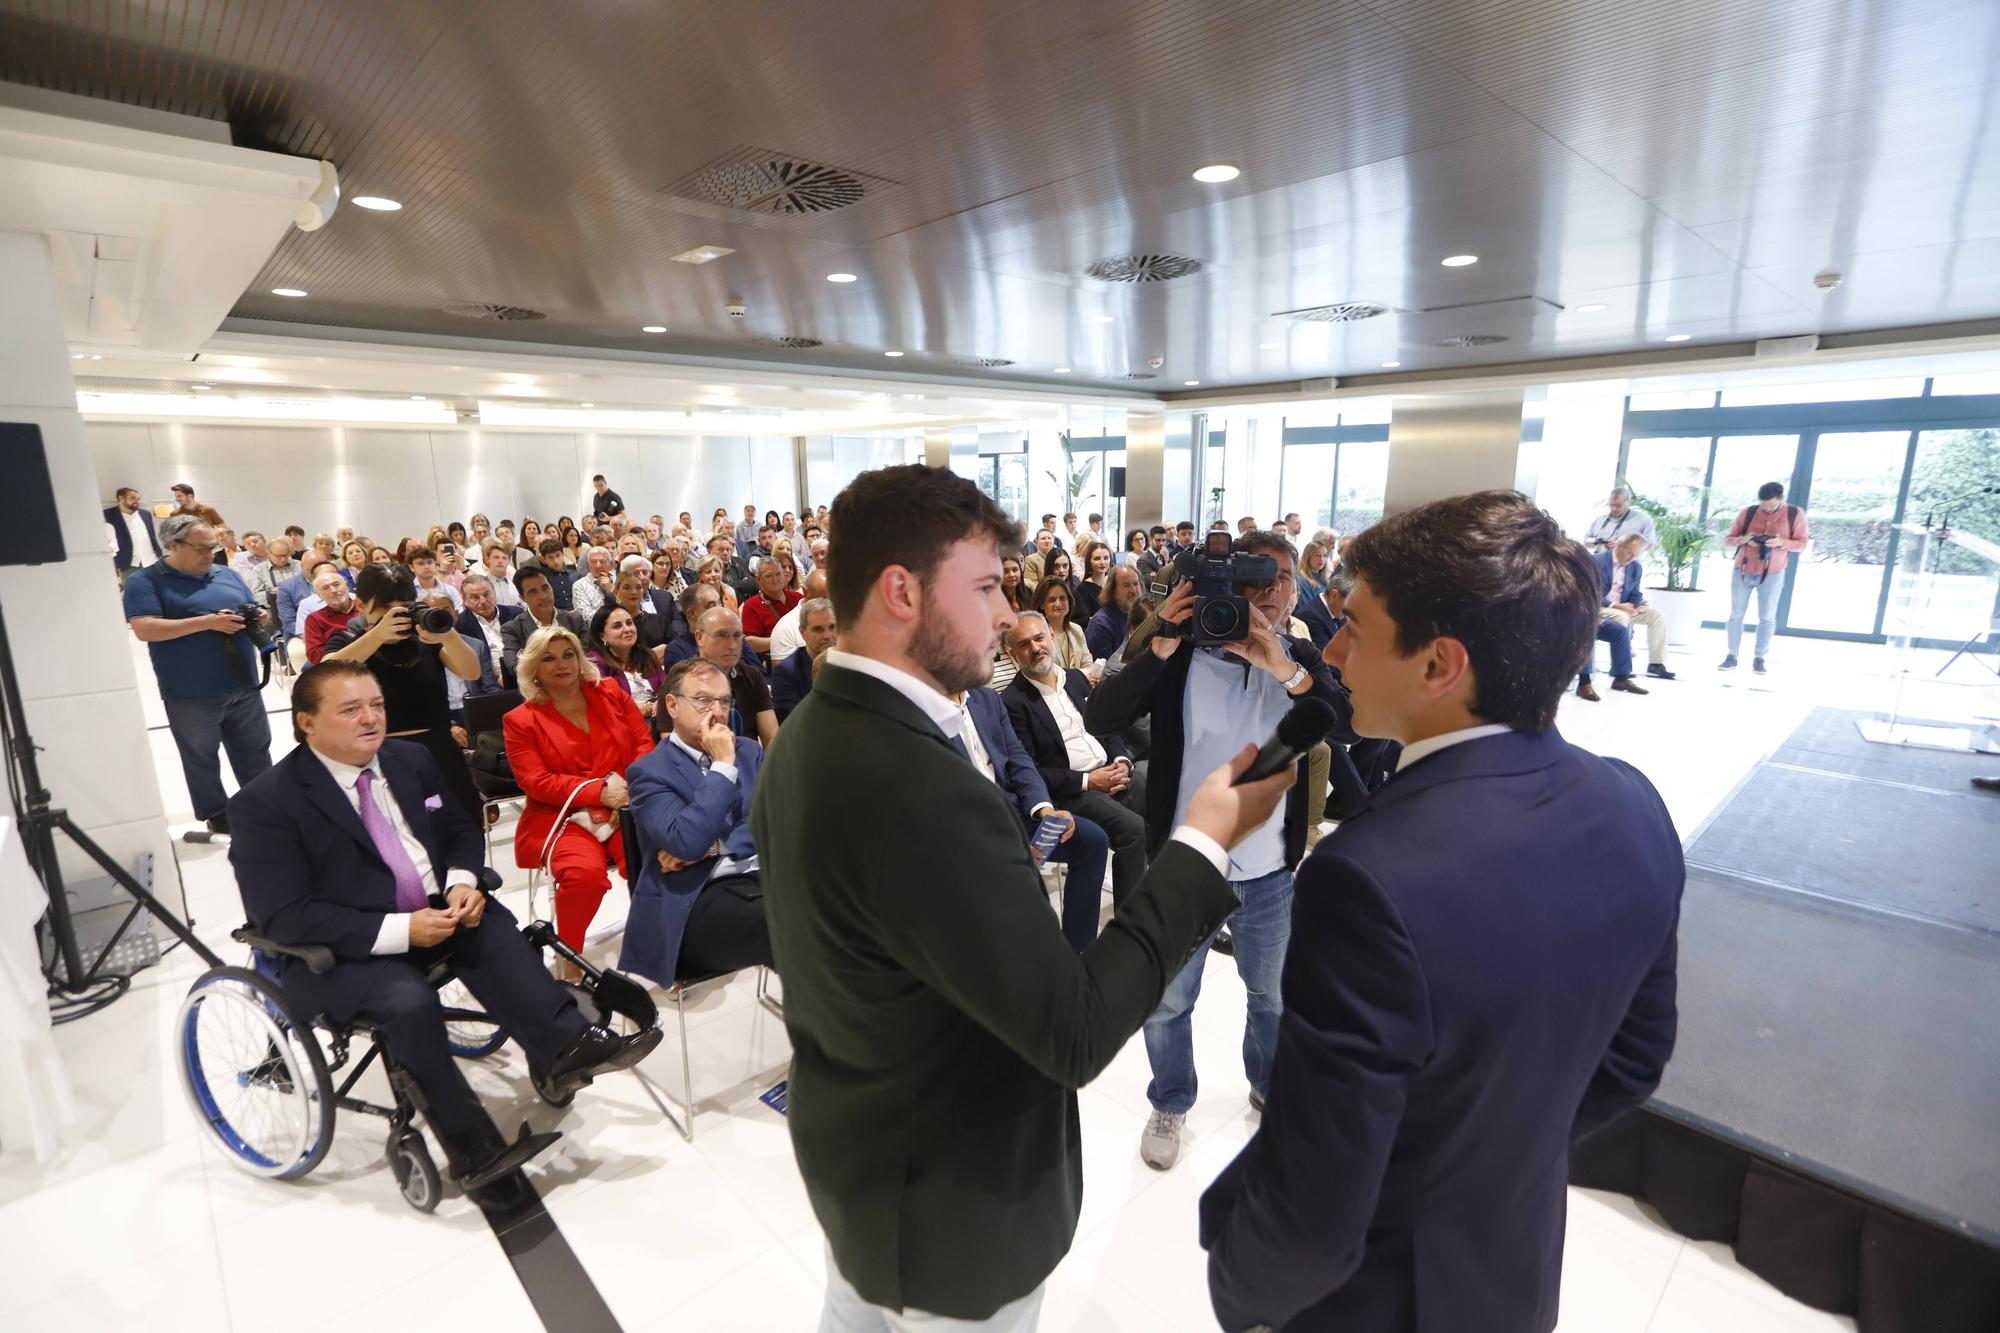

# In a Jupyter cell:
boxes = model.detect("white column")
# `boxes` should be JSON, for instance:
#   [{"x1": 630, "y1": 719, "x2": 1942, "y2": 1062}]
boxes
[{"x1": 0, "y1": 231, "x2": 183, "y2": 922}]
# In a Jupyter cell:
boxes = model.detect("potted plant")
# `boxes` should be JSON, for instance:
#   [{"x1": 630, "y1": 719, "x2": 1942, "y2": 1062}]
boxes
[
  {"x1": 1044, "y1": 431, "x2": 1097, "y2": 515},
  {"x1": 1629, "y1": 488, "x2": 1714, "y2": 647}
]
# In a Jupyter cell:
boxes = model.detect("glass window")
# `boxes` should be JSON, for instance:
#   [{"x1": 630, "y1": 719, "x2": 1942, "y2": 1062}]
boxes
[
  {"x1": 1280, "y1": 443, "x2": 1337, "y2": 531},
  {"x1": 1909, "y1": 431, "x2": 2000, "y2": 644},
  {"x1": 1785, "y1": 432, "x2": 1909, "y2": 636},
  {"x1": 1628, "y1": 389, "x2": 1718, "y2": 411},
  {"x1": 1279, "y1": 401, "x2": 1340, "y2": 429},
  {"x1": 976, "y1": 454, "x2": 1028, "y2": 525},
  {"x1": 1336, "y1": 397, "x2": 1392, "y2": 426},
  {"x1": 1623, "y1": 437, "x2": 1711, "y2": 519},
  {"x1": 1203, "y1": 442, "x2": 1227, "y2": 524},
  {"x1": 1929, "y1": 370, "x2": 2000, "y2": 397},
  {"x1": 1718, "y1": 377, "x2": 1927, "y2": 407},
  {"x1": 1334, "y1": 440, "x2": 1389, "y2": 534}
]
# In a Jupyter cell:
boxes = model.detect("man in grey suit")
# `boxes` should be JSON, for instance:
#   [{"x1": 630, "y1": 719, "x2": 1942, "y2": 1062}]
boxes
[
  {"x1": 498, "y1": 565, "x2": 587, "y2": 687},
  {"x1": 752, "y1": 464, "x2": 1292, "y2": 1330}
]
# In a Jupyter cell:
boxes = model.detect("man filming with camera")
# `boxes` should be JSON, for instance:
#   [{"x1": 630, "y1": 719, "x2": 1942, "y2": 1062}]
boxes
[
  {"x1": 123, "y1": 514, "x2": 275, "y2": 835},
  {"x1": 1085, "y1": 528, "x2": 1359, "y2": 1170},
  {"x1": 321, "y1": 563, "x2": 484, "y2": 819}
]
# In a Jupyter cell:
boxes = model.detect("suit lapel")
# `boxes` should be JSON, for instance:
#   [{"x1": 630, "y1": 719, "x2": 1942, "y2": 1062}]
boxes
[{"x1": 292, "y1": 746, "x2": 378, "y2": 859}]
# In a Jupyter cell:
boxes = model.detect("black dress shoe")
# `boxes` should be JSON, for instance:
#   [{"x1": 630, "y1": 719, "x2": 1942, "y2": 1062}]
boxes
[
  {"x1": 1611, "y1": 677, "x2": 1650, "y2": 695},
  {"x1": 1646, "y1": 663, "x2": 1677, "y2": 680},
  {"x1": 451, "y1": 1120, "x2": 562, "y2": 1192},
  {"x1": 1576, "y1": 680, "x2": 1602, "y2": 702},
  {"x1": 205, "y1": 814, "x2": 231, "y2": 835},
  {"x1": 1209, "y1": 927, "x2": 1234, "y2": 956},
  {"x1": 1972, "y1": 777, "x2": 2000, "y2": 794},
  {"x1": 540, "y1": 1023, "x2": 664, "y2": 1100}
]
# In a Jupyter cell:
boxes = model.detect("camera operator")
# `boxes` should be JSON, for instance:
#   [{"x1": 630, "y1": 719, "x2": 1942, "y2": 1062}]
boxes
[
  {"x1": 320, "y1": 563, "x2": 483, "y2": 818},
  {"x1": 1084, "y1": 528, "x2": 1359, "y2": 1172},
  {"x1": 123, "y1": 514, "x2": 274, "y2": 834}
]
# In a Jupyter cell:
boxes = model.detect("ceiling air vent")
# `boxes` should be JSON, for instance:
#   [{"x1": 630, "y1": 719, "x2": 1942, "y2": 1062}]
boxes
[
  {"x1": 757, "y1": 335, "x2": 824, "y2": 350},
  {"x1": 668, "y1": 148, "x2": 894, "y2": 216},
  {"x1": 953, "y1": 356, "x2": 1015, "y2": 368},
  {"x1": 1086, "y1": 254, "x2": 1203, "y2": 283},
  {"x1": 1432, "y1": 334, "x2": 1509, "y2": 348},
  {"x1": 1278, "y1": 301, "x2": 1389, "y2": 323},
  {"x1": 442, "y1": 302, "x2": 547, "y2": 322}
]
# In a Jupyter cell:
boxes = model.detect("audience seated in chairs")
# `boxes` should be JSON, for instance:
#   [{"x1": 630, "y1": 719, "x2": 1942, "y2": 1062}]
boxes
[
  {"x1": 1576, "y1": 614, "x2": 1649, "y2": 701},
  {"x1": 500, "y1": 564, "x2": 587, "y2": 686},
  {"x1": 741, "y1": 555, "x2": 804, "y2": 663},
  {"x1": 612, "y1": 562, "x2": 676, "y2": 653},
  {"x1": 770, "y1": 597, "x2": 836, "y2": 722},
  {"x1": 1029, "y1": 572, "x2": 1094, "y2": 675},
  {"x1": 766, "y1": 568, "x2": 829, "y2": 666},
  {"x1": 301, "y1": 561, "x2": 359, "y2": 666},
  {"x1": 693, "y1": 606, "x2": 779, "y2": 747},
  {"x1": 226, "y1": 661, "x2": 660, "y2": 1201},
  {"x1": 661, "y1": 581, "x2": 721, "y2": 669},
  {"x1": 455, "y1": 573, "x2": 525, "y2": 687},
  {"x1": 1002, "y1": 611, "x2": 1149, "y2": 909},
  {"x1": 502, "y1": 625, "x2": 656, "y2": 953},
  {"x1": 1599, "y1": 533, "x2": 1676, "y2": 681},
  {"x1": 586, "y1": 603, "x2": 665, "y2": 724},
  {"x1": 1086, "y1": 564, "x2": 1144, "y2": 663},
  {"x1": 620, "y1": 658, "x2": 777, "y2": 988}
]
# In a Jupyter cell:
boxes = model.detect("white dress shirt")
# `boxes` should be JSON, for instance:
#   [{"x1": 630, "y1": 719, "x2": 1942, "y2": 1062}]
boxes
[
  {"x1": 468, "y1": 610, "x2": 506, "y2": 662},
  {"x1": 1394, "y1": 723, "x2": 1514, "y2": 773},
  {"x1": 1025, "y1": 671, "x2": 1109, "y2": 773},
  {"x1": 665, "y1": 732, "x2": 756, "y2": 876},
  {"x1": 310, "y1": 747, "x2": 477, "y2": 955},
  {"x1": 117, "y1": 507, "x2": 161, "y2": 562},
  {"x1": 828, "y1": 650, "x2": 1226, "y2": 875},
  {"x1": 767, "y1": 601, "x2": 808, "y2": 665},
  {"x1": 954, "y1": 696, "x2": 1052, "y2": 818}
]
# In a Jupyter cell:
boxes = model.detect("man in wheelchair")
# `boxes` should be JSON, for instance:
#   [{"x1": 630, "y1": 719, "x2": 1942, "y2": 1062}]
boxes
[{"x1": 226, "y1": 660, "x2": 662, "y2": 1198}]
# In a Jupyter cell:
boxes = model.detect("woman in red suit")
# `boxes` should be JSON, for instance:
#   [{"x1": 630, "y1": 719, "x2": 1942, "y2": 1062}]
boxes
[{"x1": 502, "y1": 624, "x2": 654, "y2": 953}]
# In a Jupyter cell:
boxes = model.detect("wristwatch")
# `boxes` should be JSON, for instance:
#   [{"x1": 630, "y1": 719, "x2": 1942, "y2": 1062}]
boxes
[{"x1": 1282, "y1": 664, "x2": 1309, "y2": 692}]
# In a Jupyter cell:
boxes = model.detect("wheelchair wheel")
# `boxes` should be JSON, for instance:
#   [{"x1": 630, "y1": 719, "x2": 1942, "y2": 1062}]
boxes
[
  {"x1": 438, "y1": 978, "x2": 507, "y2": 1059},
  {"x1": 388, "y1": 1129, "x2": 441, "y2": 1213},
  {"x1": 177, "y1": 966, "x2": 334, "y2": 1179}
]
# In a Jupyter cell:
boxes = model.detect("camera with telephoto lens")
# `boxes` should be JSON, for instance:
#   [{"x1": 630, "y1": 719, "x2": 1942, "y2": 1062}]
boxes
[
  {"x1": 401, "y1": 603, "x2": 457, "y2": 635},
  {"x1": 1149, "y1": 530, "x2": 1277, "y2": 646},
  {"x1": 234, "y1": 603, "x2": 279, "y2": 648}
]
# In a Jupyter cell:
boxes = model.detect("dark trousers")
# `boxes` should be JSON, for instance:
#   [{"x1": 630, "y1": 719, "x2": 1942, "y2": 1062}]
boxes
[
  {"x1": 404, "y1": 725, "x2": 483, "y2": 820},
  {"x1": 162, "y1": 688, "x2": 273, "y2": 821},
  {"x1": 283, "y1": 899, "x2": 582, "y2": 1139},
  {"x1": 676, "y1": 873, "x2": 775, "y2": 979},
  {"x1": 1067, "y1": 770, "x2": 1148, "y2": 906},
  {"x1": 1045, "y1": 814, "x2": 1111, "y2": 952},
  {"x1": 1580, "y1": 617, "x2": 1636, "y2": 682}
]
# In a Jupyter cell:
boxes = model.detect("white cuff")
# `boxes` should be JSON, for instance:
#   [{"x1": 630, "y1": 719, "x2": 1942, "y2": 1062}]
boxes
[
  {"x1": 709, "y1": 761, "x2": 739, "y2": 782},
  {"x1": 370, "y1": 913, "x2": 411, "y2": 956},
  {"x1": 1030, "y1": 802, "x2": 1054, "y2": 817},
  {"x1": 1168, "y1": 826, "x2": 1230, "y2": 878},
  {"x1": 445, "y1": 868, "x2": 479, "y2": 893}
]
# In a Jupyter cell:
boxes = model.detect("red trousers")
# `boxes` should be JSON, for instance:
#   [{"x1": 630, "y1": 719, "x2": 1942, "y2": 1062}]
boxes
[{"x1": 546, "y1": 823, "x2": 630, "y2": 951}]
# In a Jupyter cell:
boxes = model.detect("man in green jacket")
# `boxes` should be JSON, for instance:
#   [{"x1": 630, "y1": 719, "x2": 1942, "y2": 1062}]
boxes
[{"x1": 753, "y1": 465, "x2": 1292, "y2": 1329}]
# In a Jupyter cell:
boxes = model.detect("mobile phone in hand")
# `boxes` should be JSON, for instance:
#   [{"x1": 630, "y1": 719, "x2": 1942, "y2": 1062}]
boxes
[{"x1": 1029, "y1": 813, "x2": 1066, "y2": 860}]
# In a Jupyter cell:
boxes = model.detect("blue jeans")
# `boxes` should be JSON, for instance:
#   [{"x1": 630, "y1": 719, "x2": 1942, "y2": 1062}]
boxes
[
  {"x1": 1579, "y1": 615, "x2": 1634, "y2": 682},
  {"x1": 1142, "y1": 868, "x2": 1292, "y2": 1113},
  {"x1": 1045, "y1": 815, "x2": 1110, "y2": 953},
  {"x1": 1727, "y1": 568, "x2": 1781, "y2": 659},
  {"x1": 162, "y1": 688, "x2": 273, "y2": 820}
]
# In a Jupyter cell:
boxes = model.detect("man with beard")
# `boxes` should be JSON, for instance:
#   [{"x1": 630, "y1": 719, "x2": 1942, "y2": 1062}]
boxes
[
  {"x1": 751, "y1": 464, "x2": 1294, "y2": 1330},
  {"x1": 1085, "y1": 563, "x2": 1144, "y2": 661}
]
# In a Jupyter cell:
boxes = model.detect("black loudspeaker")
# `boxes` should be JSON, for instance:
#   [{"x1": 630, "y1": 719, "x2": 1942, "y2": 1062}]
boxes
[
  {"x1": 1107, "y1": 466, "x2": 1127, "y2": 499},
  {"x1": 0, "y1": 423, "x2": 66, "y2": 567}
]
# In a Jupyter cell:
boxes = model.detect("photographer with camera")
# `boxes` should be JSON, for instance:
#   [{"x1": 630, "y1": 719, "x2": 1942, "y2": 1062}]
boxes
[
  {"x1": 1721, "y1": 481, "x2": 1810, "y2": 674},
  {"x1": 321, "y1": 563, "x2": 484, "y2": 817},
  {"x1": 1583, "y1": 485, "x2": 1659, "y2": 555},
  {"x1": 1085, "y1": 529, "x2": 1360, "y2": 1171},
  {"x1": 123, "y1": 514, "x2": 275, "y2": 834}
]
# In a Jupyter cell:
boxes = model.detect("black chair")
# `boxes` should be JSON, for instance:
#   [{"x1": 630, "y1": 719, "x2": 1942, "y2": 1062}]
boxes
[
  {"x1": 462, "y1": 689, "x2": 524, "y2": 863},
  {"x1": 616, "y1": 806, "x2": 781, "y2": 1141}
]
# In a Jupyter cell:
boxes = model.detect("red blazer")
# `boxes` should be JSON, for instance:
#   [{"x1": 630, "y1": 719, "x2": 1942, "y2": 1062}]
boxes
[{"x1": 503, "y1": 678, "x2": 654, "y2": 870}]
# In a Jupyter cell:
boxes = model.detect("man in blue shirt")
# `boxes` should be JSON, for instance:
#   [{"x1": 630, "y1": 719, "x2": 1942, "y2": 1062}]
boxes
[{"x1": 123, "y1": 513, "x2": 273, "y2": 833}]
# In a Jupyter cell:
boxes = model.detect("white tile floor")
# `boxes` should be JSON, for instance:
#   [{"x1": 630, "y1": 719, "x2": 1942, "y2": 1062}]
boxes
[{"x1": 11, "y1": 627, "x2": 1986, "y2": 1331}]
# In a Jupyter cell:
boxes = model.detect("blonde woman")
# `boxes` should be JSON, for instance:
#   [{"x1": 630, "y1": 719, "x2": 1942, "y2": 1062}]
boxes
[{"x1": 694, "y1": 555, "x2": 741, "y2": 613}]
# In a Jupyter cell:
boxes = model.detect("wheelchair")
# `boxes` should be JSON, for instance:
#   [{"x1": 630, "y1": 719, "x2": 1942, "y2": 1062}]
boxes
[{"x1": 174, "y1": 870, "x2": 659, "y2": 1213}]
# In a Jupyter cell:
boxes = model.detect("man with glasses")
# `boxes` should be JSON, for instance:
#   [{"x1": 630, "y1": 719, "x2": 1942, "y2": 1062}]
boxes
[
  {"x1": 619, "y1": 658, "x2": 775, "y2": 987},
  {"x1": 694, "y1": 606, "x2": 779, "y2": 746},
  {"x1": 123, "y1": 514, "x2": 273, "y2": 834}
]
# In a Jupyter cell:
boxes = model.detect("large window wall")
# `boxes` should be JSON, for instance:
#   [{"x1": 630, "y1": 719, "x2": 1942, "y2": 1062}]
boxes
[{"x1": 1618, "y1": 380, "x2": 2000, "y2": 648}]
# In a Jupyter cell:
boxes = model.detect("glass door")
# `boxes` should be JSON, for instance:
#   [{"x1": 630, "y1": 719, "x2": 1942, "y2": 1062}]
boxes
[
  {"x1": 1783, "y1": 431, "x2": 1912, "y2": 636},
  {"x1": 1698, "y1": 434, "x2": 1800, "y2": 625}
]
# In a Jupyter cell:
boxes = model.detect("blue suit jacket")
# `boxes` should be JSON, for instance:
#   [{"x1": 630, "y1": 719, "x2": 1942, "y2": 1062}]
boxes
[
  {"x1": 620, "y1": 735, "x2": 763, "y2": 985},
  {"x1": 1200, "y1": 728, "x2": 1683, "y2": 1333},
  {"x1": 1595, "y1": 550, "x2": 1645, "y2": 606},
  {"x1": 228, "y1": 740, "x2": 485, "y2": 1007},
  {"x1": 1294, "y1": 590, "x2": 1344, "y2": 651},
  {"x1": 963, "y1": 686, "x2": 1051, "y2": 825},
  {"x1": 274, "y1": 571, "x2": 313, "y2": 640},
  {"x1": 769, "y1": 649, "x2": 816, "y2": 722}
]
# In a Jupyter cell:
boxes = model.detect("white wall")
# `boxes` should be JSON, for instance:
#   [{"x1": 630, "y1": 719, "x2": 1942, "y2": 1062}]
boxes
[{"x1": 85, "y1": 422, "x2": 804, "y2": 538}]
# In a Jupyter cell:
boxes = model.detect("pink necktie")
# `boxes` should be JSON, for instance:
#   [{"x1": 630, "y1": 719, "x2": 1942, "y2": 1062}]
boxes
[{"x1": 356, "y1": 768, "x2": 428, "y2": 912}]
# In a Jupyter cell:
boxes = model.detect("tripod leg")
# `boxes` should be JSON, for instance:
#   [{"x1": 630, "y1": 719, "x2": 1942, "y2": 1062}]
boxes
[{"x1": 54, "y1": 812, "x2": 224, "y2": 969}]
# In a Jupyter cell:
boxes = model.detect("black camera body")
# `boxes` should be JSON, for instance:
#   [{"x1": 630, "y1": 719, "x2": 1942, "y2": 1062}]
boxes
[
  {"x1": 405, "y1": 603, "x2": 457, "y2": 635},
  {"x1": 235, "y1": 603, "x2": 279, "y2": 648},
  {"x1": 1150, "y1": 531, "x2": 1277, "y2": 645}
]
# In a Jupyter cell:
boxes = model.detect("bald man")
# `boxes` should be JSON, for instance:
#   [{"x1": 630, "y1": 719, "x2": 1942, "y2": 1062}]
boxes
[{"x1": 767, "y1": 568, "x2": 831, "y2": 666}]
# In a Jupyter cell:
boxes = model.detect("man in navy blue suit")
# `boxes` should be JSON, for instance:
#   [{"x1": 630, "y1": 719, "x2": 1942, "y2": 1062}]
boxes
[
  {"x1": 228, "y1": 661, "x2": 659, "y2": 1198},
  {"x1": 770, "y1": 597, "x2": 836, "y2": 722},
  {"x1": 621, "y1": 659, "x2": 775, "y2": 986},
  {"x1": 955, "y1": 684, "x2": 1112, "y2": 952},
  {"x1": 1200, "y1": 491, "x2": 1683, "y2": 1333}
]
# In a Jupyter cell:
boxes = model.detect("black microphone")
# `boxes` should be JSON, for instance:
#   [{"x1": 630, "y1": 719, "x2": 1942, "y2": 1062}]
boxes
[{"x1": 1233, "y1": 697, "x2": 1339, "y2": 785}]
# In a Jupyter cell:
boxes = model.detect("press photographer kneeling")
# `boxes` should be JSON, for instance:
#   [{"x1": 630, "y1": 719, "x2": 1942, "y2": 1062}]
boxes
[{"x1": 320, "y1": 562, "x2": 484, "y2": 819}]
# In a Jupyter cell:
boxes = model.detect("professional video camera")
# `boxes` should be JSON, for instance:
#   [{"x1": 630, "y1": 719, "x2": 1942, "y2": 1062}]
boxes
[
  {"x1": 1149, "y1": 530, "x2": 1276, "y2": 646},
  {"x1": 235, "y1": 603, "x2": 280, "y2": 649}
]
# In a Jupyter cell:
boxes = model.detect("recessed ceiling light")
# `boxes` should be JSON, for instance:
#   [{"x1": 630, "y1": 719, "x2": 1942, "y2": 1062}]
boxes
[
  {"x1": 89, "y1": 354, "x2": 102, "y2": 360},
  {"x1": 1381, "y1": 361, "x2": 1401, "y2": 368},
  {"x1": 1052, "y1": 367, "x2": 1072, "y2": 374},
  {"x1": 1259, "y1": 342, "x2": 1282, "y2": 350},
  {"x1": 670, "y1": 244, "x2": 734, "y2": 264},
  {"x1": 1192, "y1": 164, "x2": 1240, "y2": 183},
  {"x1": 1574, "y1": 302, "x2": 1607, "y2": 313},
  {"x1": 71, "y1": 353, "x2": 84, "y2": 359},
  {"x1": 581, "y1": 402, "x2": 594, "y2": 408},
  {"x1": 883, "y1": 350, "x2": 904, "y2": 357},
  {"x1": 1183, "y1": 379, "x2": 1201, "y2": 386},
  {"x1": 1664, "y1": 333, "x2": 1692, "y2": 342},
  {"x1": 1440, "y1": 254, "x2": 1479, "y2": 267},
  {"x1": 191, "y1": 384, "x2": 211, "y2": 391},
  {"x1": 641, "y1": 325, "x2": 666, "y2": 333},
  {"x1": 351, "y1": 196, "x2": 402, "y2": 211},
  {"x1": 271, "y1": 287, "x2": 308, "y2": 297},
  {"x1": 826, "y1": 272, "x2": 858, "y2": 284},
  {"x1": 410, "y1": 395, "x2": 427, "y2": 401},
  {"x1": 1088, "y1": 315, "x2": 1115, "y2": 325}
]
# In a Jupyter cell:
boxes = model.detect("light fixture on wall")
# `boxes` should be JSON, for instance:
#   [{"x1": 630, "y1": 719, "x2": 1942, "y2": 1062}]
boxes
[{"x1": 271, "y1": 287, "x2": 308, "y2": 297}]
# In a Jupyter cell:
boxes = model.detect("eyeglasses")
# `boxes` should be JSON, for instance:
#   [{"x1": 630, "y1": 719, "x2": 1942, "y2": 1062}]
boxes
[
  {"x1": 676, "y1": 692, "x2": 731, "y2": 710},
  {"x1": 176, "y1": 540, "x2": 219, "y2": 554},
  {"x1": 703, "y1": 629, "x2": 744, "y2": 642}
]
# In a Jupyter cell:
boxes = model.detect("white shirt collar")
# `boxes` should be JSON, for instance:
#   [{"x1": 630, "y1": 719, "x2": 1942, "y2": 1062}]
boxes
[
  {"x1": 1023, "y1": 668, "x2": 1065, "y2": 697},
  {"x1": 667, "y1": 731, "x2": 707, "y2": 764},
  {"x1": 1394, "y1": 723, "x2": 1514, "y2": 773},
  {"x1": 823, "y1": 649, "x2": 961, "y2": 733},
  {"x1": 311, "y1": 745, "x2": 383, "y2": 791}
]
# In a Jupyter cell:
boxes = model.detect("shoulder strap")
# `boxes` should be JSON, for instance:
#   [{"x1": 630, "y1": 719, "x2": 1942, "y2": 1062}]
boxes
[{"x1": 1787, "y1": 504, "x2": 1800, "y2": 537}]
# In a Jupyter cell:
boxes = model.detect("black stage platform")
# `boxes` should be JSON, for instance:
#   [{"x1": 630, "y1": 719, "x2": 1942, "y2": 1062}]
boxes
[{"x1": 1571, "y1": 708, "x2": 2000, "y2": 1332}]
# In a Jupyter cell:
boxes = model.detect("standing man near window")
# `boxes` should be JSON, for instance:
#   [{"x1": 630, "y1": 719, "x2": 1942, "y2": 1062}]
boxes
[
  {"x1": 104, "y1": 486, "x2": 162, "y2": 586},
  {"x1": 1721, "y1": 481, "x2": 1809, "y2": 675},
  {"x1": 1583, "y1": 485, "x2": 1659, "y2": 554},
  {"x1": 123, "y1": 515, "x2": 272, "y2": 834}
]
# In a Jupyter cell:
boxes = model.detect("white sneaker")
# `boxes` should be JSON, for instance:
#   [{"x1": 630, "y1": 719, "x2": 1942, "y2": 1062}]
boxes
[{"x1": 1140, "y1": 1109, "x2": 1186, "y2": 1170}]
